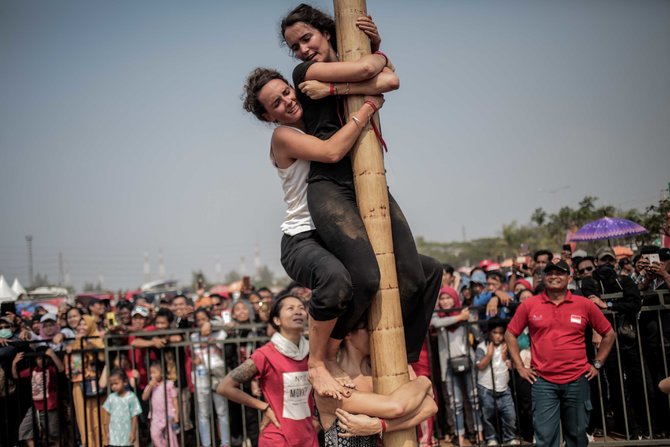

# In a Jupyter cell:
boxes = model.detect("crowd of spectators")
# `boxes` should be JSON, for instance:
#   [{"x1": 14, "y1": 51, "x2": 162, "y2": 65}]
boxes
[{"x1": 0, "y1": 244, "x2": 669, "y2": 447}]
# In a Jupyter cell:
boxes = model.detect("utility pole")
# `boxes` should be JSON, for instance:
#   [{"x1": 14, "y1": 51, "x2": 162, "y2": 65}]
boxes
[
  {"x1": 158, "y1": 249, "x2": 165, "y2": 280},
  {"x1": 143, "y1": 252, "x2": 150, "y2": 283},
  {"x1": 25, "y1": 235, "x2": 34, "y2": 286},
  {"x1": 58, "y1": 252, "x2": 64, "y2": 286}
]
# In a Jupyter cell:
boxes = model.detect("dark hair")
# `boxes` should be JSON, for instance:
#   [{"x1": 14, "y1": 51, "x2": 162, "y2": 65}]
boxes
[
  {"x1": 442, "y1": 263, "x2": 455, "y2": 275},
  {"x1": 171, "y1": 294, "x2": 188, "y2": 305},
  {"x1": 242, "y1": 67, "x2": 290, "y2": 121},
  {"x1": 280, "y1": 3, "x2": 337, "y2": 52},
  {"x1": 149, "y1": 360, "x2": 163, "y2": 371},
  {"x1": 487, "y1": 318, "x2": 507, "y2": 331},
  {"x1": 194, "y1": 308, "x2": 211, "y2": 321},
  {"x1": 618, "y1": 258, "x2": 630, "y2": 268},
  {"x1": 639, "y1": 245, "x2": 660, "y2": 255},
  {"x1": 116, "y1": 301, "x2": 134, "y2": 312},
  {"x1": 486, "y1": 271, "x2": 504, "y2": 282},
  {"x1": 109, "y1": 367, "x2": 128, "y2": 383},
  {"x1": 533, "y1": 249, "x2": 553, "y2": 262},
  {"x1": 155, "y1": 308, "x2": 174, "y2": 324},
  {"x1": 0, "y1": 301, "x2": 17, "y2": 317},
  {"x1": 268, "y1": 294, "x2": 304, "y2": 331}
]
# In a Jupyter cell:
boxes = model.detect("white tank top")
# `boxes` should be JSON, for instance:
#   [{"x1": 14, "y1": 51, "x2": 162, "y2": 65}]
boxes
[{"x1": 272, "y1": 126, "x2": 315, "y2": 236}]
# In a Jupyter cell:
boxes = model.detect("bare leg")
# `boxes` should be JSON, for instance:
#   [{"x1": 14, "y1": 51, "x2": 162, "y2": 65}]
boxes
[{"x1": 308, "y1": 316, "x2": 353, "y2": 399}]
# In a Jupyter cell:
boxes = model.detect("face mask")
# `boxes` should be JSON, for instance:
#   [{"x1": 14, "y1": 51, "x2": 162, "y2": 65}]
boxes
[
  {"x1": 595, "y1": 264, "x2": 614, "y2": 277},
  {"x1": 0, "y1": 328, "x2": 13, "y2": 339}
]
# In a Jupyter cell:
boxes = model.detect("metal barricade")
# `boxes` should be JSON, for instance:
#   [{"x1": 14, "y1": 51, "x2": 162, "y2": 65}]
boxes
[{"x1": 428, "y1": 289, "x2": 670, "y2": 446}]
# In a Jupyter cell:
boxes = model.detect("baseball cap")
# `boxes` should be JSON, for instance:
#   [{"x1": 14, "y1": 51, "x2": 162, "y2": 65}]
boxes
[
  {"x1": 595, "y1": 247, "x2": 616, "y2": 261},
  {"x1": 544, "y1": 259, "x2": 571, "y2": 274},
  {"x1": 40, "y1": 313, "x2": 57, "y2": 323},
  {"x1": 572, "y1": 249, "x2": 588, "y2": 259},
  {"x1": 131, "y1": 306, "x2": 149, "y2": 318}
]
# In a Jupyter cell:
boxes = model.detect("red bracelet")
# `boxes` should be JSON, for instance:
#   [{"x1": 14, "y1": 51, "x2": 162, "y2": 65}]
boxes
[
  {"x1": 374, "y1": 50, "x2": 388, "y2": 66},
  {"x1": 380, "y1": 418, "x2": 387, "y2": 433},
  {"x1": 329, "y1": 83, "x2": 335, "y2": 96},
  {"x1": 364, "y1": 100, "x2": 379, "y2": 115}
]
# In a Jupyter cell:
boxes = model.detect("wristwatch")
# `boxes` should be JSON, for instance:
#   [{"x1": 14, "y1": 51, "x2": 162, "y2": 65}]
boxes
[{"x1": 593, "y1": 360, "x2": 602, "y2": 370}]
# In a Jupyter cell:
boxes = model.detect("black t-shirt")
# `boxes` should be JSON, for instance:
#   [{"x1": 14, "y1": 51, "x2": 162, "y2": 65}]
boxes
[{"x1": 292, "y1": 61, "x2": 353, "y2": 185}]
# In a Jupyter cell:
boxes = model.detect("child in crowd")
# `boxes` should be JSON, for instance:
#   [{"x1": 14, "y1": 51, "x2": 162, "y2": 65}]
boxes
[
  {"x1": 102, "y1": 368, "x2": 142, "y2": 447},
  {"x1": 476, "y1": 320, "x2": 518, "y2": 446},
  {"x1": 12, "y1": 347, "x2": 64, "y2": 447},
  {"x1": 142, "y1": 361, "x2": 179, "y2": 447}
]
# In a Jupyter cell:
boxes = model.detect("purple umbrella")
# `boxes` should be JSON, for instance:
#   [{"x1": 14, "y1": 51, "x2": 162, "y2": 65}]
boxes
[{"x1": 570, "y1": 217, "x2": 648, "y2": 242}]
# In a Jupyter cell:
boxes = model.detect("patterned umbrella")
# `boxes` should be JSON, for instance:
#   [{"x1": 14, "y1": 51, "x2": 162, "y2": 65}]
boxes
[{"x1": 570, "y1": 217, "x2": 648, "y2": 242}]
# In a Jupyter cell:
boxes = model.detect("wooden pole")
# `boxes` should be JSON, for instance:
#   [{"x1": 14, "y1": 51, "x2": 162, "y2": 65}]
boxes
[{"x1": 333, "y1": 1, "x2": 416, "y2": 445}]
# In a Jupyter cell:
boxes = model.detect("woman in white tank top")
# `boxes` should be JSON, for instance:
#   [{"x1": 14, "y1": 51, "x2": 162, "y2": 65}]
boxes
[{"x1": 241, "y1": 67, "x2": 383, "y2": 401}]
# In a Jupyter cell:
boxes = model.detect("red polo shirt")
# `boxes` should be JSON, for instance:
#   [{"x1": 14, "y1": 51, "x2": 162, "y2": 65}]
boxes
[{"x1": 507, "y1": 291, "x2": 612, "y2": 384}]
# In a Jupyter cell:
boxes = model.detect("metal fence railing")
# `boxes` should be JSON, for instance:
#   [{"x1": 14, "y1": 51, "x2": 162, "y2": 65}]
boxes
[{"x1": 0, "y1": 289, "x2": 668, "y2": 446}]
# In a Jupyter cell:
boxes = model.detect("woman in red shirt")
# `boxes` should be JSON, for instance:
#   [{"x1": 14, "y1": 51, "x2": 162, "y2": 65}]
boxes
[{"x1": 217, "y1": 295, "x2": 318, "y2": 447}]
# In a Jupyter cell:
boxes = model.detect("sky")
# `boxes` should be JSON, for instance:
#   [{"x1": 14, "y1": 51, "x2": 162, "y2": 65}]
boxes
[{"x1": 1, "y1": 0, "x2": 669, "y2": 291}]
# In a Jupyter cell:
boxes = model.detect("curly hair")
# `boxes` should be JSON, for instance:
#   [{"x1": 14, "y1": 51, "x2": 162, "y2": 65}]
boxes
[
  {"x1": 280, "y1": 3, "x2": 337, "y2": 53},
  {"x1": 242, "y1": 67, "x2": 289, "y2": 121}
]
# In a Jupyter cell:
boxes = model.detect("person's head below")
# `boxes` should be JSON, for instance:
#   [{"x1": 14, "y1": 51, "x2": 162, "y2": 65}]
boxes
[
  {"x1": 149, "y1": 361, "x2": 164, "y2": 382},
  {"x1": 243, "y1": 68, "x2": 302, "y2": 128},
  {"x1": 437, "y1": 286, "x2": 459, "y2": 311},
  {"x1": 87, "y1": 298, "x2": 106, "y2": 318},
  {"x1": 170, "y1": 295, "x2": 190, "y2": 319},
  {"x1": 280, "y1": 3, "x2": 337, "y2": 62},
  {"x1": 515, "y1": 288, "x2": 533, "y2": 303},
  {"x1": 268, "y1": 294, "x2": 307, "y2": 336},
  {"x1": 533, "y1": 249, "x2": 553, "y2": 271},
  {"x1": 246, "y1": 291, "x2": 262, "y2": 315},
  {"x1": 39, "y1": 313, "x2": 60, "y2": 338},
  {"x1": 115, "y1": 300, "x2": 134, "y2": 326},
  {"x1": 33, "y1": 346, "x2": 51, "y2": 369},
  {"x1": 487, "y1": 319, "x2": 507, "y2": 345},
  {"x1": 341, "y1": 316, "x2": 369, "y2": 357},
  {"x1": 231, "y1": 300, "x2": 252, "y2": 324},
  {"x1": 154, "y1": 308, "x2": 174, "y2": 330},
  {"x1": 513, "y1": 278, "x2": 533, "y2": 295},
  {"x1": 469, "y1": 269, "x2": 487, "y2": 296},
  {"x1": 543, "y1": 260, "x2": 571, "y2": 294},
  {"x1": 442, "y1": 263, "x2": 455, "y2": 287},
  {"x1": 257, "y1": 287, "x2": 274, "y2": 302},
  {"x1": 0, "y1": 316, "x2": 15, "y2": 340},
  {"x1": 595, "y1": 247, "x2": 616, "y2": 268},
  {"x1": 194, "y1": 308, "x2": 211, "y2": 328},
  {"x1": 209, "y1": 293, "x2": 230, "y2": 314},
  {"x1": 109, "y1": 367, "x2": 129, "y2": 395},
  {"x1": 485, "y1": 271, "x2": 505, "y2": 293},
  {"x1": 134, "y1": 296, "x2": 150, "y2": 309},
  {"x1": 576, "y1": 256, "x2": 596, "y2": 278},
  {"x1": 130, "y1": 306, "x2": 150, "y2": 331}
]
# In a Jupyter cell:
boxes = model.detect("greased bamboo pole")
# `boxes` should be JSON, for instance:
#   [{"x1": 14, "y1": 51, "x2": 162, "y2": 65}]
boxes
[{"x1": 333, "y1": 1, "x2": 416, "y2": 445}]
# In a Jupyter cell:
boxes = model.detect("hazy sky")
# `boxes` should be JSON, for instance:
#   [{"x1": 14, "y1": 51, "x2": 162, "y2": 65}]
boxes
[{"x1": 2, "y1": 0, "x2": 669, "y2": 291}]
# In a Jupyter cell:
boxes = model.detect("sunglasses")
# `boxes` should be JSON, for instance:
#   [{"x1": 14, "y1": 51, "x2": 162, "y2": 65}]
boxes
[{"x1": 578, "y1": 266, "x2": 594, "y2": 274}]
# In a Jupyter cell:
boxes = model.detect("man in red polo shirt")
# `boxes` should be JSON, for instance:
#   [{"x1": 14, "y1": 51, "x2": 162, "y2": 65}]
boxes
[{"x1": 505, "y1": 260, "x2": 615, "y2": 447}]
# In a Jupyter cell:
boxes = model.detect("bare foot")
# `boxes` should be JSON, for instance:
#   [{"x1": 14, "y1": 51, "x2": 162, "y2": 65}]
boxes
[{"x1": 308, "y1": 361, "x2": 351, "y2": 400}]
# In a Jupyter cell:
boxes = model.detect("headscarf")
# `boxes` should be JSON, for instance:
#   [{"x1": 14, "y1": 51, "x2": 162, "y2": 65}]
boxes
[
  {"x1": 437, "y1": 286, "x2": 461, "y2": 318},
  {"x1": 80, "y1": 315, "x2": 104, "y2": 349},
  {"x1": 515, "y1": 279, "x2": 533, "y2": 293}
]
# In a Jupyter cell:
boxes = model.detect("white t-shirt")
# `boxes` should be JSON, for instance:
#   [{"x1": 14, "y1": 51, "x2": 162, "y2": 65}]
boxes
[{"x1": 476, "y1": 341, "x2": 510, "y2": 392}]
